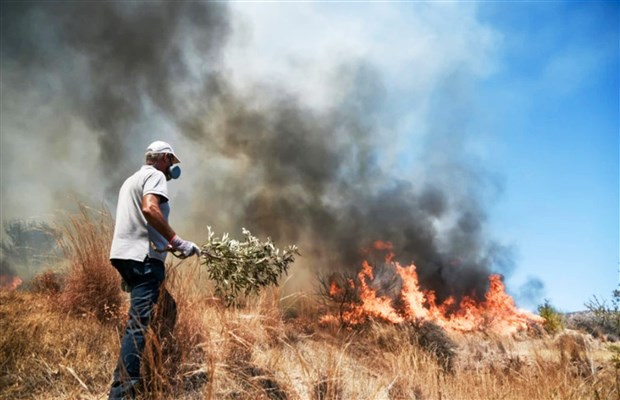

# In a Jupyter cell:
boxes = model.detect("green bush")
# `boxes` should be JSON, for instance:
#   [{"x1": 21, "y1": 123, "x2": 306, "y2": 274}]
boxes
[
  {"x1": 200, "y1": 227, "x2": 299, "y2": 306},
  {"x1": 538, "y1": 299, "x2": 564, "y2": 334}
]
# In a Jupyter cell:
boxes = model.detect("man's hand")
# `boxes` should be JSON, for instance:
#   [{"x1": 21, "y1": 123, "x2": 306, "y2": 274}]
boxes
[{"x1": 169, "y1": 235, "x2": 201, "y2": 258}]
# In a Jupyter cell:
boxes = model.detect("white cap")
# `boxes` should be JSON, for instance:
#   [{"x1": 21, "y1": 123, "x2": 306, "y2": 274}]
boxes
[{"x1": 146, "y1": 140, "x2": 181, "y2": 164}]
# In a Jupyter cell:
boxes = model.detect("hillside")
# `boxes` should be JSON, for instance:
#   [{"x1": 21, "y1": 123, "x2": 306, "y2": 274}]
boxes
[
  {"x1": 0, "y1": 208, "x2": 617, "y2": 399},
  {"x1": 1, "y1": 277, "x2": 617, "y2": 400}
]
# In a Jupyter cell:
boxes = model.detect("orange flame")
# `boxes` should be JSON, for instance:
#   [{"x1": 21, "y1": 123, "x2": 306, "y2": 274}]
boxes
[
  {"x1": 373, "y1": 240, "x2": 395, "y2": 262},
  {"x1": 323, "y1": 246, "x2": 543, "y2": 335},
  {"x1": 329, "y1": 281, "x2": 341, "y2": 297},
  {"x1": 0, "y1": 275, "x2": 23, "y2": 291},
  {"x1": 356, "y1": 261, "x2": 404, "y2": 323}
]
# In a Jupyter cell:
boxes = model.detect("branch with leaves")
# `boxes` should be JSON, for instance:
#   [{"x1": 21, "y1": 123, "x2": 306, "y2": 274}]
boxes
[{"x1": 199, "y1": 227, "x2": 299, "y2": 306}]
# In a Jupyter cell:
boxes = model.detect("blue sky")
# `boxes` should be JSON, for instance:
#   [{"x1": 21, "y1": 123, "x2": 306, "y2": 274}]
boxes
[{"x1": 477, "y1": 2, "x2": 619, "y2": 311}]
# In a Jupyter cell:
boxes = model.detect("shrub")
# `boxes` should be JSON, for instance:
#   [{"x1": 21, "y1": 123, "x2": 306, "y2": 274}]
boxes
[
  {"x1": 537, "y1": 299, "x2": 564, "y2": 334},
  {"x1": 56, "y1": 205, "x2": 123, "y2": 325},
  {"x1": 30, "y1": 269, "x2": 63, "y2": 295},
  {"x1": 411, "y1": 321, "x2": 457, "y2": 373},
  {"x1": 318, "y1": 271, "x2": 359, "y2": 325},
  {"x1": 584, "y1": 290, "x2": 620, "y2": 341},
  {"x1": 200, "y1": 227, "x2": 298, "y2": 306}
]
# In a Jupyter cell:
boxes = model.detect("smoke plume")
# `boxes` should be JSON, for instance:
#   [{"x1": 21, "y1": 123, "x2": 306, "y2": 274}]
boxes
[
  {"x1": 2, "y1": 2, "x2": 512, "y2": 302},
  {"x1": 517, "y1": 277, "x2": 546, "y2": 310}
]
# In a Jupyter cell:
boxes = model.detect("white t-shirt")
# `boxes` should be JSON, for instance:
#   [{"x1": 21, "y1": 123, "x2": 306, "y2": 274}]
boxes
[{"x1": 110, "y1": 165, "x2": 170, "y2": 262}]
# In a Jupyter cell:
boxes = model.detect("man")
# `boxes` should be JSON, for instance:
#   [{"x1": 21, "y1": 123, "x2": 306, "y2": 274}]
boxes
[{"x1": 108, "y1": 140, "x2": 200, "y2": 399}]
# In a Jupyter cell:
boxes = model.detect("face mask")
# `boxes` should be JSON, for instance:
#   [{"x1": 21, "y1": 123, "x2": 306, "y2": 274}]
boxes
[{"x1": 168, "y1": 164, "x2": 181, "y2": 180}]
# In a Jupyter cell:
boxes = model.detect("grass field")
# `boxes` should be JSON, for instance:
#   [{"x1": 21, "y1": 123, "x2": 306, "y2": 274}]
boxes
[{"x1": 0, "y1": 208, "x2": 618, "y2": 399}]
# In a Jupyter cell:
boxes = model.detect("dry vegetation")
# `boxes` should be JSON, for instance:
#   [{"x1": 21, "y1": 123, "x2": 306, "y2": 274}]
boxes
[{"x1": 1, "y1": 208, "x2": 618, "y2": 400}]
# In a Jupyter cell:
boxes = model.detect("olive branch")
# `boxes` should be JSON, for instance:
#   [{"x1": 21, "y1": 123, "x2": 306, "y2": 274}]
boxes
[{"x1": 200, "y1": 227, "x2": 299, "y2": 306}]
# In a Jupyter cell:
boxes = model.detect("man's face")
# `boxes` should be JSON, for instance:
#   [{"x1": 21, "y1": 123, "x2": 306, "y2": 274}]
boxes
[{"x1": 155, "y1": 153, "x2": 174, "y2": 181}]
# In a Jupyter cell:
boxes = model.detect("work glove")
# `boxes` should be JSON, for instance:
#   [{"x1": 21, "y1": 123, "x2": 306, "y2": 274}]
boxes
[{"x1": 169, "y1": 235, "x2": 201, "y2": 258}]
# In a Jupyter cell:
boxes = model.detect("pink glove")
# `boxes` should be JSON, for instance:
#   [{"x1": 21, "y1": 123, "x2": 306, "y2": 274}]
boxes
[{"x1": 169, "y1": 235, "x2": 201, "y2": 258}]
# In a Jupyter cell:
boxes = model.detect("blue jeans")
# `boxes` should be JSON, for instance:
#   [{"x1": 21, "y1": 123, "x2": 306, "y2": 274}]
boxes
[{"x1": 108, "y1": 257, "x2": 176, "y2": 400}]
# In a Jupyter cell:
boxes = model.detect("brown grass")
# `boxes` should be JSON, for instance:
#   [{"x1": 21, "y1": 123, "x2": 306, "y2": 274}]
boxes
[
  {"x1": 30, "y1": 269, "x2": 62, "y2": 296},
  {"x1": 1, "y1": 206, "x2": 618, "y2": 399},
  {"x1": 2, "y1": 285, "x2": 618, "y2": 400},
  {"x1": 55, "y1": 205, "x2": 123, "y2": 325},
  {"x1": 0, "y1": 290, "x2": 118, "y2": 399}
]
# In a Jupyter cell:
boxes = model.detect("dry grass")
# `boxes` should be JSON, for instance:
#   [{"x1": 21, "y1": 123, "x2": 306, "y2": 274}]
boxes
[
  {"x1": 55, "y1": 205, "x2": 123, "y2": 325},
  {"x1": 30, "y1": 269, "x2": 63, "y2": 296},
  {"x1": 0, "y1": 290, "x2": 118, "y2": 399},
  {"x1": 2, "y1": 285, "x2": 618, "y2": 400},
  {"x1": 1, "y1": 206, "x2": 618, "y2": 399}
]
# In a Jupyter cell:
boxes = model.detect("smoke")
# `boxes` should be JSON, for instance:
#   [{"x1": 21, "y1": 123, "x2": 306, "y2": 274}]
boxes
[
  {"x1": 1, "y1": 1, "x2": 230, "y2": 214},
  {"x1": 0, "y1": 220, "x2": 59, "y2": 281},
  {"x1": 2, "y1": 2, "x2": 516, "y2": 302},
  {"x1": 516, "y1": 277, "x2": 546, "y2": 310}
]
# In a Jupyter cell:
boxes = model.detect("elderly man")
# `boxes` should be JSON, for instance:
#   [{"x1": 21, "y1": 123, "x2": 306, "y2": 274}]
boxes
[{"x1": 108, "y1": 140, "x2": 199, "y2": 399}]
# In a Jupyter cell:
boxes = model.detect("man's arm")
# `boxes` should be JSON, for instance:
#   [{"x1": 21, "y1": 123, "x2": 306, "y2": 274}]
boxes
[
  {"x1": 142, "y1": 193, "x2": 200, "y2": 257},
  {"x1": 142, "y1": 193, "x2": 175, "y2": 241}
]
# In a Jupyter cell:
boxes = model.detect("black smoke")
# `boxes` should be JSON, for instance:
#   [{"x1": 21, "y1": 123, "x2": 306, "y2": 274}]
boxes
[
  {"x1": 2, "y1": 2, "x2": 514, "y2": 303},
  {"x1": 1, "y1": 1, "x2": 230, "y2": 192}
]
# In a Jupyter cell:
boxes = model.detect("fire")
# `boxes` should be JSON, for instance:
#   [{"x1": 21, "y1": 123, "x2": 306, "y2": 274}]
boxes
[
  {"x1": 328, "y1": 281, "x2": 341, "y2": 297},
  {"x1": 323, "y1": 242, "x2": 543, "y2": 335},
  {"x1": 356, "y1": 261, "x2": 404, "y2": 324},
  {"x1": 0, "y1": 275, "x2": 23, "y2": 291}
]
